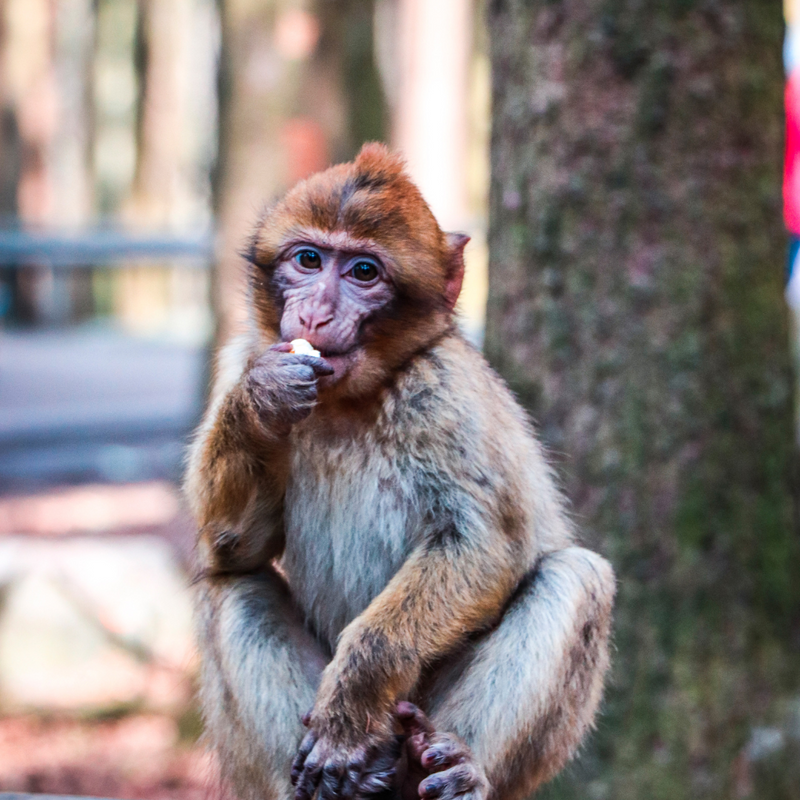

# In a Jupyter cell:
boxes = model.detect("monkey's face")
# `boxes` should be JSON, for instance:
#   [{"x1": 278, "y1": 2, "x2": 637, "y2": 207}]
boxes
[
  {"x1": 247, "y1": 143, "x2": 468, "y2": 399},
  {"x1": 272, "y1": 232, "x2": 395, "y2": 385}
]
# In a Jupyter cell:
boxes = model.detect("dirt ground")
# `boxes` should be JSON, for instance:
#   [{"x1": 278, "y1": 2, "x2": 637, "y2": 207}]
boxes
[
  {"x1": 0, "y1": 483, "x2": 226, "y2": 800},
  {"x1": 0, "y1": 712, "x2": 227, "y2": 800}
]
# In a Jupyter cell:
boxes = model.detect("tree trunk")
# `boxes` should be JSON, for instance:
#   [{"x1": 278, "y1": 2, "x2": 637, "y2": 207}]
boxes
[{"x1": 486, "y1": 2, "x2": 800, "y2": 798}]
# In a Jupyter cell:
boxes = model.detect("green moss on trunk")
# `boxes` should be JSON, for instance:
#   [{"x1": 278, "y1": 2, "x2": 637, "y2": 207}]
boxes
[{"x1": 486, "y1": 1, "x2": 800, "y2": 798}]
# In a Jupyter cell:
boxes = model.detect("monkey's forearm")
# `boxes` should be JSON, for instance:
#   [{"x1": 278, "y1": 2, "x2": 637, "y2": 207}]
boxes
[
  {"x1": 310, "y1": 544, "x2": 521, "y2": 740},
  {"x1": 186, "y1": 383, "x2": 289, "y2": 573}
]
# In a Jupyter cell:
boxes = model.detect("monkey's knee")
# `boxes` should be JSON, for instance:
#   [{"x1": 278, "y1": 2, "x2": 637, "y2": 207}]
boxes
[
  {"x1": 508, "y1": 547, "x2": 615, "y2": 787},
  {"x1": 527, "y1": 546, "x2": 616, "y2": 665},
  {"x1": 425, "y1": 547, "x2": 615, "y2": 800}
]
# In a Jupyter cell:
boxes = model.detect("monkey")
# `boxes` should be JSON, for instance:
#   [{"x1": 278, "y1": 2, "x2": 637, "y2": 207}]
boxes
[{"x1": 185, "y1": 143, "x2": 615, "y2": 800}]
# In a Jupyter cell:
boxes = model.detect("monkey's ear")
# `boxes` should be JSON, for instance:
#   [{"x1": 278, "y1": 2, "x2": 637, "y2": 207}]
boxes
[{"x1": 444, "y1": 232, "x2": 470, "y2": 310}]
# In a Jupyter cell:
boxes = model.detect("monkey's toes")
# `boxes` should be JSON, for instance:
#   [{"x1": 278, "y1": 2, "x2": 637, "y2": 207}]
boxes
[
  {"x1": 418, "y1": 762, "x2": 488, "y2": 800},
  {"x1": 421, "y1": 733, "x2": 472, "y2": 771},
  {"x1": 396, "y1": 701, "x2": 435, "y2": 763}
]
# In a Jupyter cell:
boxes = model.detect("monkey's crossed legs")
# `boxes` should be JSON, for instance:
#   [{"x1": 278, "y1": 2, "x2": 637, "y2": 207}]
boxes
[{"x1": 197, "y1": 546, "x2": 613, "y2": 800}]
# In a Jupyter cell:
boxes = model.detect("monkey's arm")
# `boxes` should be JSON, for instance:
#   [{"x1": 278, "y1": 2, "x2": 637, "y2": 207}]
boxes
[
  {"x1": 291, "y1": 520, "x2": 526, "y2": 800},
  {"x1": 185, "y1": 338, "x2": 331, "y2": 574},
  {"x1": 186, "y1": 373, "x2": 288, "y2": 574},
  {"x1": 313, "y1": 539, "x2": 521, "y2": 737}
]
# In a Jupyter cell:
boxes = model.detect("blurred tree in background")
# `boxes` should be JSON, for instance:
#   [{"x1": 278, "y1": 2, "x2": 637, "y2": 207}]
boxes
[
  {"x1": 213, "y1": 0, "x2": 486, "y2": 345},
  {"x1": 486, "y1": 1, "x2": 800, "y2": 798},
  {"x1": 214, "y1": 0, "x2": 386, "y2": 343}
]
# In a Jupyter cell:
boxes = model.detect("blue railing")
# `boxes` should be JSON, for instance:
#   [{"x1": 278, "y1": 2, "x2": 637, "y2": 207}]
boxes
[{"x1": 0, "y1": 229, "x2": 214, "y2": 267}]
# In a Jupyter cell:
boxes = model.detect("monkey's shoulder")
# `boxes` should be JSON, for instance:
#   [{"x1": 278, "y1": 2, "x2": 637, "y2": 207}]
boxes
[
  {"x1": 371, "y1": 334, "x2": 571, "y2": 543},
  {"x1": 381, "y1": 333, "x2": 537, "y2": 457}
]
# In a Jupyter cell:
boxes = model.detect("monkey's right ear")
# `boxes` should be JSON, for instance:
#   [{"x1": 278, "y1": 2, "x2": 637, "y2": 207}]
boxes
[{"x1": 444, "y1": 232, "x2": 470, "y2": 310}]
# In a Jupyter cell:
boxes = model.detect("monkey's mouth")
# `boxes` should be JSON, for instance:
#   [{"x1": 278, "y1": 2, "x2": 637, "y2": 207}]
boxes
[
  {"x1": 315, "y1": 344, "x2": 358, "y2": 360},
  {"x1": 314, "y1": 344, "x2": 360, "y2": 385}
]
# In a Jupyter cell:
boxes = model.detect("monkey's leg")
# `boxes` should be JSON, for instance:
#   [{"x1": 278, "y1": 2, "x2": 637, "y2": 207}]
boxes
[
  {"x1": 196, "y1": 567, "x2": 329, "y2": 800},
  {"x1": 418, "y1": 547, "x2": 615, "y2": 800}
]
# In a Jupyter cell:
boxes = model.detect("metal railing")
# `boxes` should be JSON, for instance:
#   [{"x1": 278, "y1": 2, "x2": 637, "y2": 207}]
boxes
[
  {"x1": 0, "y1": 227, "x2": 214, "y2": 490},
  {"x1": 0, "y1": 229, "x2": 214, "y2": 268}
]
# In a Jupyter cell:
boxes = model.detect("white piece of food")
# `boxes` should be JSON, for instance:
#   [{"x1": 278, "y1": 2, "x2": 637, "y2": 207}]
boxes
[{"x1": 290, "y1": 338, "x2": 321, "y2": 357}]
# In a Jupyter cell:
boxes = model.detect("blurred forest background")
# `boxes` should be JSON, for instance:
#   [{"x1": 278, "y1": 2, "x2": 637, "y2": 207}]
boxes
[{"x1": 0, "y1": 1, "x2": 797, "y2": 800}]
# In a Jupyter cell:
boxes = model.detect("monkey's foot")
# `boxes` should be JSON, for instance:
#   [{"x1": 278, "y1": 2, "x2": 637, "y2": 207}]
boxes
[{"x1": 396, "y1": 703, "x2": 489, "y2": 800}]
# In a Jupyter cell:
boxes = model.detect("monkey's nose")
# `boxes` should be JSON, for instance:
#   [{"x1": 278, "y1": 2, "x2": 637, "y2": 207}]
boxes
[{"x1": 298, "y1": 309, "x2": 334, "y2": 334}]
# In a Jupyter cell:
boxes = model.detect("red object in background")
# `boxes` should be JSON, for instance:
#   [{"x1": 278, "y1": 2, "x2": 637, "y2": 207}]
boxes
[{"x1": 785, "y1": 72, "x2": 800, "y2": 234}]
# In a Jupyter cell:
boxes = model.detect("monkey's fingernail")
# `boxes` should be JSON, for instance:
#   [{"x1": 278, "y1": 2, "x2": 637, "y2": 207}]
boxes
[
  {"x1": 423, "y1": 751, "x2": 443, "y2": 768},
  {"x1": 420, "y1": 777, "x2": 443, "y2": 798}
]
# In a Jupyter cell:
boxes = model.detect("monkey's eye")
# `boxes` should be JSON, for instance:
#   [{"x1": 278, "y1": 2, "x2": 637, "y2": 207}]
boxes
[
  {"x1": 295, "y1": 250, "x2": 321, "y2": 270},
  {"x1": 351, "y1": 262, "x2": 379, "y2": 282}
]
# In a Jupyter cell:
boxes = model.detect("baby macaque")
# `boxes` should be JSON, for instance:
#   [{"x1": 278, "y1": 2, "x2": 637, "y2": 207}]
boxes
[{"x1": 186, "y1": 143, "x2": 615, "y2": 800}]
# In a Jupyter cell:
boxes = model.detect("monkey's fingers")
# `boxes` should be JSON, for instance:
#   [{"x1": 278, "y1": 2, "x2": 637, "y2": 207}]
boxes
[
  {"x1": 318, "y1": 762, "x2": 347, "y2": 800},
  {"x1": 340, "y1": 760, "x2": 364, "y2": 800},
  {"x1": 290, "y1": 730, "x2": 317, "y2": 787},
  {"x1": 294, "y1": 758, "x2": 323, "y2": 800},
  {"x1": 354, "y1": 768, "x2": 396, "y2": 800},
  {"x1": 288, "y1": 353, "x2": 335, "y2": 377},
  {"x1": 334, "y1": 746, "x2": 371, "y2": 799},
  {"x1": 354, "y1": 738, "x2": 402, "y2": 799},
  {"x1": 397, "y1": 702, "x2": 435, "y2": 736},
  {"x1": 396, "y1": 702, "x2": 435, "y2": 764}
]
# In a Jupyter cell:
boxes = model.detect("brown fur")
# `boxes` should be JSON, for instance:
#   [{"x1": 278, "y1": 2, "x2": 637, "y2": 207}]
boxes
[
  {"x1": 185, "y1": 144, "x2": 615, "y2": 800},
  {"x1": 245, "y1": 144, "x2": 460, "y2": 401}
]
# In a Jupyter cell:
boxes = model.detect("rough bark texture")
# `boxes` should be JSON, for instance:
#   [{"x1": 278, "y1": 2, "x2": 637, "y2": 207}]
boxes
[{"x1": 486, "y1": 2, "x2": 800, "y2": 798}]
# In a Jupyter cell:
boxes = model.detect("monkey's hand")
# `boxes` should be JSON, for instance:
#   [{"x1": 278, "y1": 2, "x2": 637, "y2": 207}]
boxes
[
  {"x1": 291, "y1": 714, "x2": 400, "y2": 800},
  {"x1": 397, "y1": 702, "x2": 489, "y2": 800},
  {"x1": 245, "y1": 343, "x2": 333, "y2": 435}
]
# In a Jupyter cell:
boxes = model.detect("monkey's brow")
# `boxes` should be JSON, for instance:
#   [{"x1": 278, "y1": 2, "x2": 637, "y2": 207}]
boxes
[
  {"x1": 288, "y1": 244, "x2": 378, "y2": 260},
  {"x1": 284, "y1": 229, "x2": 383, "y2": 255}
]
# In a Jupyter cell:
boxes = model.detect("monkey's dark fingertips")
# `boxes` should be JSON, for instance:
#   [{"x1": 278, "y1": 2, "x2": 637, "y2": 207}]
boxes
[
  {"x1": 397, "y1": 702, "x2": 436, "y2": 764},
  {"x1": 291, "y1": 353, "x2": 335, "y2": 376},
  {"x1": 283, "y1": 362, "x2": 316, "y2": 380},
  {"x1": 295, "y1": 756, "x2": 323, "y2": 800},
  {"x1": 395, "y1": 700, "x2": 416, "y2": 719},
  {"x1": 312, "y1": 358, "x2": 335, "y2": 377},
  {"x1": 291, "y1": 731, "x2": 317, "y2": 787},
  {"x1": 419, "y1": 773, "x2": 444, "y2": 799}
]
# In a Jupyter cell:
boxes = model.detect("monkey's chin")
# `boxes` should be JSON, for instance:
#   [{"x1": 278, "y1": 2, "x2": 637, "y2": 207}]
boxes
[
  {"x1": 318, "y1": 351, "x2": 356, "y2": 385},
  {"x1": 317, "y1": 349, "x2": 381, "y2": 399}
]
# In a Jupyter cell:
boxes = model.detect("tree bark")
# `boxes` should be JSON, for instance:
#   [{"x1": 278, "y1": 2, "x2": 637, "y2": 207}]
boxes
[{"x1": 486, "y1": 2, "x2": 800, "y2": 798}]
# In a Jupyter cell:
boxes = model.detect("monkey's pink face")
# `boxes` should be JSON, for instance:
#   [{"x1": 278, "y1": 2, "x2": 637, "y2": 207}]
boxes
[{"x1": 273, "y1": 237, "x2": 395, "y2": 384}]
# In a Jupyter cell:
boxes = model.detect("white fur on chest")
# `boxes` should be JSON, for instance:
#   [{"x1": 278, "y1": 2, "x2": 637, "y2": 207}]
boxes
[{"x1": 280, "y1": 433, "x2": 419, "y2": 648}]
